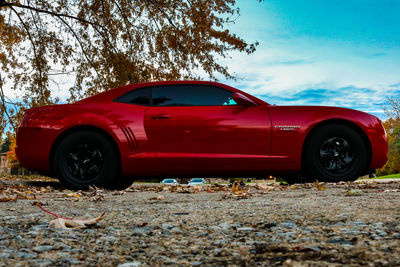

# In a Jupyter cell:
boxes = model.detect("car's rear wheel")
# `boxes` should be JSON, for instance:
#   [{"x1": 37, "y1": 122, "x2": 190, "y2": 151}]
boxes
[
  {"x1": 304, "y1": 124, "x2": 367, "y2": 182},
  {"x1": 53, "y1": 131, "x2": 119, "y2": 189}
]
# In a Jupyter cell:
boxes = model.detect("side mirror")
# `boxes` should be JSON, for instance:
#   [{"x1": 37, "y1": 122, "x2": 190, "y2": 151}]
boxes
[{"x1": 233, "y1": 92, "x2": 257, "y2": 106}]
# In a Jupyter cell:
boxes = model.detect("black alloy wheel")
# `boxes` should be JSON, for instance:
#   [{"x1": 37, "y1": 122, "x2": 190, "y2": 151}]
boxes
[
  {"x1": 304, "y1": 124, "x2": 367, "y2": 182},
  {"x1": 66, "y1": 143, "x2": 104, "y2": 181},
  {"x1": 54, "y1": 131, "x2": 119, "y2": 189},
  {"x1": 319, "y1": 137, "x2": 354, "y2": 174}
]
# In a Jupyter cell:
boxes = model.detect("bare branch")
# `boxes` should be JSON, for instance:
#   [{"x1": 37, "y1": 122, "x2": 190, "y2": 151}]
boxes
[
  {"x1": 54, "y1": 15, "x2": 104, "y2": 86},
  {"x1": 11, "y1": 1, "x2": 117, "y2": 53}
]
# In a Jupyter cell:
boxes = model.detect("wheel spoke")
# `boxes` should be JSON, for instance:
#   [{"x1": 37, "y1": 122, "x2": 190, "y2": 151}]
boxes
[
  {"x1": 328, "y1": 160, "x2": 337, "y2": 170},
  {"x1": 65, "y1": 143, "x2": 104, "y2": 181},
  {"x1": 319, "y1": 137, "x2": 354, "y2": 174}
]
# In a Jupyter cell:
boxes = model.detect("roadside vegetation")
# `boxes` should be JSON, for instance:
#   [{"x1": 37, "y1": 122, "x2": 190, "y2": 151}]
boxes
[
  {"x1": 376, "y1": 98, "x2": 400, "y2": 177},
  {"x1": 374, "y1": 174, "x2": 400, "y2": 179}
]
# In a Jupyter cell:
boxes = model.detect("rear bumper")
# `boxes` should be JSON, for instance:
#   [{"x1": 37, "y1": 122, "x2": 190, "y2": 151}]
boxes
[{"x1": 16, "y1": 127, "x2": 59, "y2": 175}]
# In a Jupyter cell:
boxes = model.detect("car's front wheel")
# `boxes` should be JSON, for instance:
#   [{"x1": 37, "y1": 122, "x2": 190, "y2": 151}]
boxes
[
  {"x1": 53, "y1": 131, "x2": 119, "y2": 189},
  {"x1": 304, "y1": 124, "x2": 368, "y2": 182}
]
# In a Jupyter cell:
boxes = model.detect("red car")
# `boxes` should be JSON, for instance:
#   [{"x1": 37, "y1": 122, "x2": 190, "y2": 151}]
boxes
[{"x1": 16, "y1": 81, "x2": 388, "y2": 189}]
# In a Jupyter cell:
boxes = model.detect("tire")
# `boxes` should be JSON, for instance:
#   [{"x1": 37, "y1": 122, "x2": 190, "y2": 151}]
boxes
[
  {"x1": 53, "y1": 131, "x2": 119, "y2": 189},
  {"x1": 304, "y1": 124, "x2": 367, "y2": 182}
]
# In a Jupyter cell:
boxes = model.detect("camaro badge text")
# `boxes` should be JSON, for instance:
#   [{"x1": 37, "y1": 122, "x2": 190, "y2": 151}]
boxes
[{"x1": 274, "y1": 125, "x2": 301, "y2": 131}]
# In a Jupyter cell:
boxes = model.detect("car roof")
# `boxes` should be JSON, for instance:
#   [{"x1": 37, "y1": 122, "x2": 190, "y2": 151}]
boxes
[{"x1": 76, "y1": 81, "x2": 267, "y2": 105}]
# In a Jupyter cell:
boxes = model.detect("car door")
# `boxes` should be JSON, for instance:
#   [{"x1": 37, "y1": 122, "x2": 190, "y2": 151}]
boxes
[{"x1": 144, "y1": 84, "x2": 272, "y2": 175}]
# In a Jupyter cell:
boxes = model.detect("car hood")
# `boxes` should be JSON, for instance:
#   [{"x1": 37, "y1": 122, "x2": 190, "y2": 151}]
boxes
[{"x1": 268, "y1": 105, "x2": 378, "y2": 127}]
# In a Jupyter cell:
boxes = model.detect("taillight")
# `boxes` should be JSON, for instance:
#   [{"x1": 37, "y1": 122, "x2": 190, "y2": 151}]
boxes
[{"x1": 18, "y1": 111, "x2": 29, "y2": 127}]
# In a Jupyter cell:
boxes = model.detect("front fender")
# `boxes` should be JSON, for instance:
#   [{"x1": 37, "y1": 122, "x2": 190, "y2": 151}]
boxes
[{"x1": 268, "y1": 106, "x2": 378, "y2": 171}]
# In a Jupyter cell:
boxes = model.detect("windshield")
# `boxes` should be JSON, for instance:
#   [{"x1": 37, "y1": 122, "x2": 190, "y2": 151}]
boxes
[
  {"x1": 190, "y1": 178, "x2": 203, "y2": 183},
  {"x1": 163, "y1": 179, "x2": 175, "y2": 183}
]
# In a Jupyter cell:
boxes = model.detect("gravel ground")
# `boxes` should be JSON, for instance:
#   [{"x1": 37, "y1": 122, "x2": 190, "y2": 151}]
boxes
[{"x1": 1, "y1": 178, "x2": 400, "y2": 266}]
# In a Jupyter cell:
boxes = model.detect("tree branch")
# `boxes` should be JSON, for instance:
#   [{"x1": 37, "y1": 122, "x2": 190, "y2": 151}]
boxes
[
  {"x1": 0, "y1": 0, "x2": 12, "y2": 7},
  {"x1": 0, "y1": 73, "x2": 16, "y2": 131},
  {"x1": 55, "y1": 15, "x2": 104, "y2": 87},
  {"x1": 11, "y1": 1, "x2": 116, "y2": 53}
]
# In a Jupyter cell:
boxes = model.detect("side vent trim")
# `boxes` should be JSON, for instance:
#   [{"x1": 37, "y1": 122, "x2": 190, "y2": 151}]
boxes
[{"x1": 121, "y1": 126, "x2": 138, "y2": 153}]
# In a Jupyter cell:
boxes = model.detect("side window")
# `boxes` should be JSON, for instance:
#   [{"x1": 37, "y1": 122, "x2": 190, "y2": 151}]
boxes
[
  {"x1": 114, "y1": 87, "x2": 151, "y2": 105},
  {"x1": 152, "y1": 85, "x2": 237, "y2": 106}
]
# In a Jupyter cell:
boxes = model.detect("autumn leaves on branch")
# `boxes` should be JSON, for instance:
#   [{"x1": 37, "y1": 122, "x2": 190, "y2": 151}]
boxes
[{"x1": 0, "y1": 0, "x2": 259, "y2": 136}]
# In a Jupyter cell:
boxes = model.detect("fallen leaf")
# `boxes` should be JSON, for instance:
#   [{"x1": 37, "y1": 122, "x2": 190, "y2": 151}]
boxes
[
  {"x1": 34, "y1": 202, "x2": 104, "y2": 229},
  {"x1": 112, "y1": 191, "x2": 126, "y2": 196},
  {"x1": 384, "y1": 189, "x2": 400, "y2": 192},
  {"x1": 0, "y1": 194, "x2": 17, "y2": 202},
  {"x1": 222, "y1": 191, "x2": 251, "y2": 200},
  {"x1": 255, "y1": 182, "x2": 276, "y2": 191},
  {"x1": 345, "y1": 189, "x2": 363, "y2": 196},
  {"x1": 317, "y1": 186, "x2": 325, "y2": 191},
  {"x1": 87, "y1": 195, "x2": 105, "y2": 202},
  {"x1": 149, "y1": 195, "x2": 165, "y2": 200},
  {"x1": 279, "y1": 185, "x2": 289, "y2": 191},
  {"x1": 209, "y1": 184, "x2": 227, "y2": 192},
  {"x1": 176, "y1": 186, "x2": 199, "y2": 194},
  {"x1": 232, "y1": 181, "x2": 240, "y2": 193},
  {"x1": 64, "y1": 192, "x2": 81, "y2": 198},
  {"x1": 17, "y1": 192, "x2": 36, "y2": 200},
  {"x1": 49, "y1": 213, "x2": 105, "y2": 229}
]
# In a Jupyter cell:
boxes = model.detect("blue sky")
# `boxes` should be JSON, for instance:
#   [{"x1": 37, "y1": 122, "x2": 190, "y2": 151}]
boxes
[{"x1": 220, "y1": 0, "x2": 400, "y2": 118}]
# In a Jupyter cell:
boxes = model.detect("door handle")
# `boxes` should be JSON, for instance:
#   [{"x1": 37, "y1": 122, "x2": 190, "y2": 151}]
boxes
[{"x1": 151, "y1": 114, "x2": 171, "y2": 119}]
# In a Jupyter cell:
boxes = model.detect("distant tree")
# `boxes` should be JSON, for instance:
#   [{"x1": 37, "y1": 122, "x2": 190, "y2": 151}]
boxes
[
  {"x1": 0, "y1": 135, "x2": 11, "y2": 153},
  {"x1": 377, "y1": 118, "x2": 400, "y2": 175},
  {"x1": 385, "y1": 97, "x2": 400, "y2": 120},
  {"x1": 0, "y1": 0, "x2": 259, "y2": 135},
  {"x1": 5, "y1": 134, "x2": 19, "y2": 167}
]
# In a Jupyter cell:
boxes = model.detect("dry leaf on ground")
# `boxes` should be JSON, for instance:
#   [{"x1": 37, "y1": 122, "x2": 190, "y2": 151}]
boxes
[
  {"x1": 34, "y1": 202, "x2": 104, "y2": 229},
  {"x1": 64, "y1": 192, "x2": 82, "y2": 198},
  {"x1": 49, "y1": 213, "x2": 105, "y2": 229},
  {"x1": 384, "y1": 189, "x2": 400, "y2": 192},
  {"x1": 232, "y1": 181, "x2": 240, "y2": 193},
  {"x1": 149, "y1": 195, "x2": 165, "y2": 200},
  {"x1": 255, "y1": 182, "x2": 276, "y2": 191},
  {"x1": 345, "y1": 189, "x2": 363, "y2": 196},
  {"x1": 0, "y1": 194, "x2": 18, "y2": 202}
]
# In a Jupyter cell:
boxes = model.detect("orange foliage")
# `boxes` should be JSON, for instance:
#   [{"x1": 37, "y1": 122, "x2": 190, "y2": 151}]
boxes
[
  {"x1": 377, "y1": 118, "x2": 400, "y2": 175},
  {"x1": 5, "y1": 135, "x2": 19, "y2": 168}
]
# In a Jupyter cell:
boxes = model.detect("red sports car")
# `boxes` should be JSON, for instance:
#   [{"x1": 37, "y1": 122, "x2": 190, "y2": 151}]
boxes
[{"x1": 16, "y1": 81, "x2": 388, "y2": 189}]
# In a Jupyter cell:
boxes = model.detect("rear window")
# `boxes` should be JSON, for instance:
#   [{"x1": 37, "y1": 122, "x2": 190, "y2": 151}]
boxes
[{"x1": 114, "y1": 87, "x2": 151, "y2": 105}]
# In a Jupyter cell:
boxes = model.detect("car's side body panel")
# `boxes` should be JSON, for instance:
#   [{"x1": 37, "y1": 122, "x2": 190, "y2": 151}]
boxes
[{"x1": 144, "y1": 105, "x2": 272, "y2": 175}]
